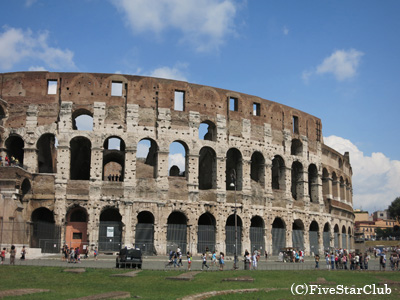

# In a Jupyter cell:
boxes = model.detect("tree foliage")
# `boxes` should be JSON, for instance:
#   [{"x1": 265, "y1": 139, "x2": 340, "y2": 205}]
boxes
[{"x1": 388, "y1": 197, "x2": 400, "y2": 222}]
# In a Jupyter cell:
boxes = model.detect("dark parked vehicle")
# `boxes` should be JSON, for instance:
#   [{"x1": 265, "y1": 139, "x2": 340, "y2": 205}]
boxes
[{"x1": 116, "y1": 248, "x2": 142, "y2": 269}]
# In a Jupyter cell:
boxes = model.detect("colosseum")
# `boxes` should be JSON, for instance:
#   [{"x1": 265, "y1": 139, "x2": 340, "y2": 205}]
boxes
[{"x1": 0, "y1": 71, "x2": 354, "y2": 257}]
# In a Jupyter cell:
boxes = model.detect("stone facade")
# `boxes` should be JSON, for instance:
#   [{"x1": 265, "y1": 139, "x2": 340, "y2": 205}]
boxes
[{"x1": 0, "y1": 71, "x2": 354, "y2": 255}]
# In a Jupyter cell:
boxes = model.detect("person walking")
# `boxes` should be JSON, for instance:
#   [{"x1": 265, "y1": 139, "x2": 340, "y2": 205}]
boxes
[
  {"x1": 314, "y1": 254, "x2": 320, "y2": 269},
  {"x1": 9, "y1": 245, "x2": 16, "y2": 265},
  {"x1": 219, "y1": 252, "x2": 225, "y2": 271},
  {"x1": 20, "y1": 246, "x2": 27, "y2": 260},
  {"x1": 1, "y1": 248, "x2": 5, "y2": 264},
  {"x1": 187, "y1": 252, "x2": 192, "y2": 271},
  {"x1": 201, "y1": 253, "x2": 209, "y2": 270}
]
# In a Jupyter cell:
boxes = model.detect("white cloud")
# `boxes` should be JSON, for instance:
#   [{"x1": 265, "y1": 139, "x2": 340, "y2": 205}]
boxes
[
  {"x1": 149, "y1": 65, "x2": 188, "y2": 81},
  {"x1": 25, "y1": 0, "x2": 37, "y2": 7},
  {"x1": 282, "y1": 26, "x2": 289, "y2": 35},
  {"x1": 0, "y1": 26, "x2": 76, "y2": 71},
  {"x1": 169, "y1": 153, "x2": 186, "y2": 172},
  {"x1": 28, "y1": 66, "x2": 47, "y2": 71},
  {"x1": 112, "y1": 0, "x2": 237, "y2": 52},
  {"x1": 324, "y1": 135, "x2": 400, "y2": 213},
  {"x1": 302, "y1": 49, "x2": 363, "y2": 83}
]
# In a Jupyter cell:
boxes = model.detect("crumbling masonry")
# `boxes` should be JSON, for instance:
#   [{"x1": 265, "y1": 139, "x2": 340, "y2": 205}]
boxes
[{"x1": 0, "y1": 72, "x2": 354, "y2": 255}]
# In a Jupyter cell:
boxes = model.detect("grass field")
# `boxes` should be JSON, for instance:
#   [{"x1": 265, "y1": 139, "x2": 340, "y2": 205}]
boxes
[{"x1": 0, "y1": 266, "x2": 398, "y2": 299}]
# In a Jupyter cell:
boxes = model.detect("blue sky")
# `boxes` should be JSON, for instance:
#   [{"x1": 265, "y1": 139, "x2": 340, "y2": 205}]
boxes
[{"x1": 1, "y1": 0, "x2": 400, "y2": 214}]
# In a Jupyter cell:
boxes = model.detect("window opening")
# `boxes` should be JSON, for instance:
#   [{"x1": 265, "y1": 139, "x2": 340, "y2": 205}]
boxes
[
  {"x1": 136, "y1": 139, "x2": 158, "y2": 179},
  {"x1": 199, "y1": 121, "x2": 216, "y2": 141},
  {"x1": 253, "y1": 103, "x2": 260, "y2": 116},
  {"x1": 169, "y1": 141, "x2": 186, "y2": 177},
  {"x1": 74, "y1": 114, "x2": 93, "y2": 131},
  {"x1": 293, "y1": 116, "x2": 299, "y2": 134},
  {"x1": 229, "y1": 97, "x2": 238, "y2": 111},
  {"x1": 47, "y1": 80, "x2": 57, "y2": 94},
  {"x1": 111, "y1": 81, "x2": 123, "y2": 96},
  {"x1": 174, "y1": 90, "x2": 185, "y2": 111}
]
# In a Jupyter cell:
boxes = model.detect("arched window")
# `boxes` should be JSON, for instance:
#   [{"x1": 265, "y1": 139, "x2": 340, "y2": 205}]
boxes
[
  {"x1": 271, "y1": 155, "x2": 285, "y2": 190},
  {"x1": 272, "y1": 217, "x2": 286, "y2": 255},
  {"x1": 291, "y1": 161, "x2": 303, "y2": 200},
  {"x1": 309, "y1": 221, "x2": 319, "y2": 255},
  {"x1": 225, "y1": 214, "x2": 242, "y2": 255},
  {"x1": 250, "y1": 151, "x2": 265, "y2": 186},
  {"x1": 167, "y1": 211, "x2": 187, "y2": 254},
  {"x1": 137, "y1": 138, "x2": 158, "y2": 179},
  {"x1": 199, "y1": 147, "x2": 216, "y2": 190},
  {"x1": 37, "y1": 133, "x2": 57, "y2": 173},
  {"x1": 226, "y1": 148, "x2": 242, "y2": 191},
  {"x1": 70, "y1": 137, "x2": 91, "y2": 180},
  {"x1": 169, "y1": 141, "x2": 187, "y2": 177},
  {"x1": 5, "y1": 135, "x2": 24, "y2": 165},
  {"x1": 292, "y1": 219, "x2": 305, "y2": 250},
  {"x1": 322, "y1": 168, "x2": 330, "y2": 198},
  {"x1": 291, "y1": 139, "x2": 302, "y2": 156},
  {"x1": 250, "y1": 216, "x2": 265, "y2": 252},
  {"x1": 308, "y1": 164, "x2": 318, "y2": 202},
  {"x1": 197, "y1": 212, "x2": 216, "y2": 253},
  {"x1": 199, "y1": 121, "x2": 216, "y2": 141},
  {"x1": 72, "y1": 109, "x2": 93, "y2": 131},
  {"x1": 323, "y1": 223, "x2": 330, "y2": 251},
  {"x1": 136, "y1": 211, "x2": 155, "y2": 255},
  {"x1": 99, "y1": 207, "x2": 122, "y2": 251},
  {"x1": 103, "y1": 136, "x2": 125, "y2": 182},
  {"x1": 332, "y1": 172, "x2": 338, "y2": 199}
]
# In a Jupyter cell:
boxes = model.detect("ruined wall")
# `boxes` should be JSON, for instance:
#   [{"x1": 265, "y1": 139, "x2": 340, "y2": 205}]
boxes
[{"x1": 0, "y1": 72, "x2": 354, "y2": 254}]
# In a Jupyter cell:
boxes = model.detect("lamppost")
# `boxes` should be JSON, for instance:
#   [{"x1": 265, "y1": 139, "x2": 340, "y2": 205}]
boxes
[{"x1": 230, "y1": 169, "x2": 238, "y2": 270}]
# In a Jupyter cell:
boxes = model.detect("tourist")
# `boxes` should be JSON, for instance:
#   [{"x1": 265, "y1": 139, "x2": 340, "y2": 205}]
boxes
[
  {"x1": 325, "y1": 253, "x2": 330, "y2": 270},
  {"x1": 1, "y1": 248, "x2": 5, "y2": 264},
  {"x1": 219, "y1": 252, "x2": 225, "y2": 271},
  {"x1": 9, "y1": 245, "x2": 16, "y2": 265},
  {"x1": 211, "y1": 251, "x2": 217, "y2": 267},
  {"x1": 314, "y1": 254, "x2": 320, "y2": 269},
  {"x1": 252, "y1": 251, "x2": 258, "y2": 270},
  {"x1": 187, "y1": 252, "x2": 192, "y2": 271},
  {"x1": 201, "y1": 253, "x2": 209, "y2": 270},
  {"x1": 20, "y1": 246, "x2": 26, "y2": 260},
  {"x1": 94, "y1": 247, "x2": 98, "y2": 261}
]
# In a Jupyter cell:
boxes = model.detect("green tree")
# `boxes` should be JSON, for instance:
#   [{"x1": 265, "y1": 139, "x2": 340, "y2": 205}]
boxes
[{"x1": 388, "y1": 197, "x2": 400, "y2": 222}]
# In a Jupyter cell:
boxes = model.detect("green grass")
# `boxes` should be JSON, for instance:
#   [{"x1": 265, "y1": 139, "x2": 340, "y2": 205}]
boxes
[{"x1": 0, "y1": 266, "x2": 398, "y2": 299}]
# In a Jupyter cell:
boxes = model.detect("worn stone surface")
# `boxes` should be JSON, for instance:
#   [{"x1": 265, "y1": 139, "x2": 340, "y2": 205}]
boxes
[
  {"x1": 0, "y1": 72, "x2": 354, "y2": 256},
  {"x1": 166, "y1": 271, "x2": 200, "y2": 281},
  {"x1": 0, "y1": 289, "x2": 50, "y2": 298},
  {"x1": 68, "y1": 291, "x2": 131, "y2": 300}
]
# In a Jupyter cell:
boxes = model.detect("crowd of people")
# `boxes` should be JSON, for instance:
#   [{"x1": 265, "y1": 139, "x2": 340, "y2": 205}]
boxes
[
  {"x1": 166, "y1": 247, "x2": 226, "y2": 271},
  {"x1": 0, "y1": 155, "x2": 21, "y2": 167},
  {"x1": 0, "y1": 245, "x2": 27, "y2": 265},
  {"x1": 61, "y1": 245, "x2": 93, "y2": 263}
]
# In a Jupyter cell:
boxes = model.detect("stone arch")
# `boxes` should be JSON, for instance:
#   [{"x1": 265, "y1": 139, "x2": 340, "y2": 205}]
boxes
[
  {"x1": 199, "y1": 147, "x2": 216, "y2": 190},
  {"x1": 309, "y1": 221, "x2": 319, "y2": 255},
  {"x1": 340, "y1": 176, "x2": 345, "y2": 201},
  {"x1": 332, "y1": 172, "x2": 338, "y2": 199},
  {"x1": 225, "y1": 214, "x2": 242, "y2": 256},
  {"x1": 72, "y1": 108, "x2": 93, "y2": 131},
  {"x1": 66, "y1": 206, "x2": 88, "y2": 250},
  {"x1": 5, "y1": 135, "x2": 24, "y2": 165},
  {"x1": 103, "y1": 136, "x2": 126, "y2": 181},
  {"x1": 0, "y1": 103, "x2": 6, "y2": 124},
  {"x1": 272, "y1": 217, "x2": 286, "y2": 255},
  {"x1": 21, "y1": 178, "x2": 31, "y2": 201},
  {"x1": 291, "y1": 161, "x2": 303, "y2": 200},
  {"x1": 135, "y1": 211, "x2": 155, "y2": 255},
  {"x1": 250, "y1": 151, "x2": 265, "y2": 186},
  {"x1": 291, "y1": 139, "x2": 303, "y2": 156},
  {"x1": 169, "y1": 141, "x2": 188, "y2": 177},
  {"x1": 199, "y1": 120, "x2": 217, "y2": 141},
  {"x1": 292, "y1": 219, "x2": 305, "y2": 250},
  {"x1": 31, "y1": 207, "x2": 60, "y2": 252},
  {"x1": 322, "y1": 168, "x2": 330, "y2": 198},
  {"x1": 70, "y1": 136, "x2": 91, "y2": 180},
  {"x1": 347, "y1": 226, "x2": 352, "y2": 250},
  {"x1": 308, "y1": 164, "x2": 318, "y2": 202},
  {"x1": 334, "y1": 224, "x2": 340, "y2": 248},
  {"x1": 341, "y1": 225, "x2": 347, "y2": 249},
  {"x1": 136, "y1": 138, "x2": 158, "y2": 179},
  {"x1": 226, "y1": 148, "x2": 242, "y2": 191},
  {"x1": 37, "y1": 133, "x2": 57, "y2": 173},
  {"x1": 197, "y1": 212, "x2": 216, "y2": 253},
  {"x1": 250, "y1": 216, "x2": 265, "y2": 252},
  {"x1": 98, "y1": 207, "x2": 122, "y2": 251},
  {"x1": 323, "y1": 222, "x2": 331, "y2": 251},
  {"x1": 167, "y1": 211, "x2": 188, "y2": 254},
  {"x1": 271, "y1": 155, "x2": 285, "y2": 190}
]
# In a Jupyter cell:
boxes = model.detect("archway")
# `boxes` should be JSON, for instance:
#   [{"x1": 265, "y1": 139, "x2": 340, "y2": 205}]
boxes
[
  {"x1": 308, "y1": 164, "x2": 318, "y2": 202},
  {"x1": 135, "y1": 211, "x2": 155, "y2": 255},
  {"x1": 31, "y1": 207, "x2": 60, "y2": 253},
  {"x1": 70, "y1": 137, "x2": 91, "y2": 180},
  {"x1": 103, "y1": 136, "x2": 125, "y2": 181},
  {"x1": 272, "y1": 217, "x2": 286, "y2": 255},
  {"x1": 37, "y1": 133, "x2": 57, "y2": 173},
  {"x1": 342, "y1": 225, "x2": 347, "y2": 249},
  {"x1": 5, "y1": 135, "x2": 24, "y2": 165},
  {"x1": 309, "y1": 221, "x2": 319, "y2": 255},
  {"x1": 323, "y1": 223, "x2": 330, "y2": 251},
  {"x1": 66, "y1": 207, "x2": 88, "y2": 251},
  {"x1": 199, "y1": 147, "x2": 216, "y2": 190},
  {"x1": 136, "y1": 138, "x2": 158, "y2": 179},
  {"x1": 271, "y1": 155, "x2": 285, "y2": 190},
  {"x1": 250, "y1": 216, "x2": 265, "y2": 252},
  {"x1": 226, "y1": 148, "x2": 242, "y2": 191},
  {"x1": 199, "y1": 121, "x2": 216, "y2": 141},
  {"x1": 98, "y1": 208, "x2": 122, "y2": 251},
  {"x1": 197, "y1": 212, "x2": 216, "y2": 253},
  {"x1": 291, "y1": 162, "x2": 303, "y2": 200},
  {"x1": 334, "y1": 224, "x2": 339, "y2": 248},
  {"x1": 167, "y1": 211, "x2": 187, "y2": 254},
  {"x1": 292, "y1": 219, "x2": 304, "y2": 250},
  {"x1": 250, "y1": 152, "x2": 265, "y2": 186},
  {"x1": 225, "y1": 214, "x2": 242, "y2": 255}
]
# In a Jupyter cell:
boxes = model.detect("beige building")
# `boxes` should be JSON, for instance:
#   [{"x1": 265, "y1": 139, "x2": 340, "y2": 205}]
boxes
[{"x1": 0, "y1": 72, "x2": 354, "y2": 256}]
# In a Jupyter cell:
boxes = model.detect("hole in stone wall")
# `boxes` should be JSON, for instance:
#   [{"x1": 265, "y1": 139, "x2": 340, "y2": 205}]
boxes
[
  {"x1": 136, "y1": 139, "x2": 158, "y2": 179},
  {"x1": 47, "y1": 80, "x2": 57, "y2": 94},
  {"x1": 169, "y1": 141, "x2": 187, "y2": 177},
  {"x1": 199, "y1": 147, "x2": 216, "y2": 190},
  {"x1": 199, "y1": 121, "x2": 216, "y2": 141},
  {"x1": 70, "y1": 136, "x2": 91, "y2": 180},
  {"x1": 174, "y1": 90, "x2": 185, "y2": 111},
  {"x1": 37, "y1": 133, "x2": 57, "y2": 173},
  {"x1": 111, "y1": 81, "x2": 123, "y2": 96}
]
